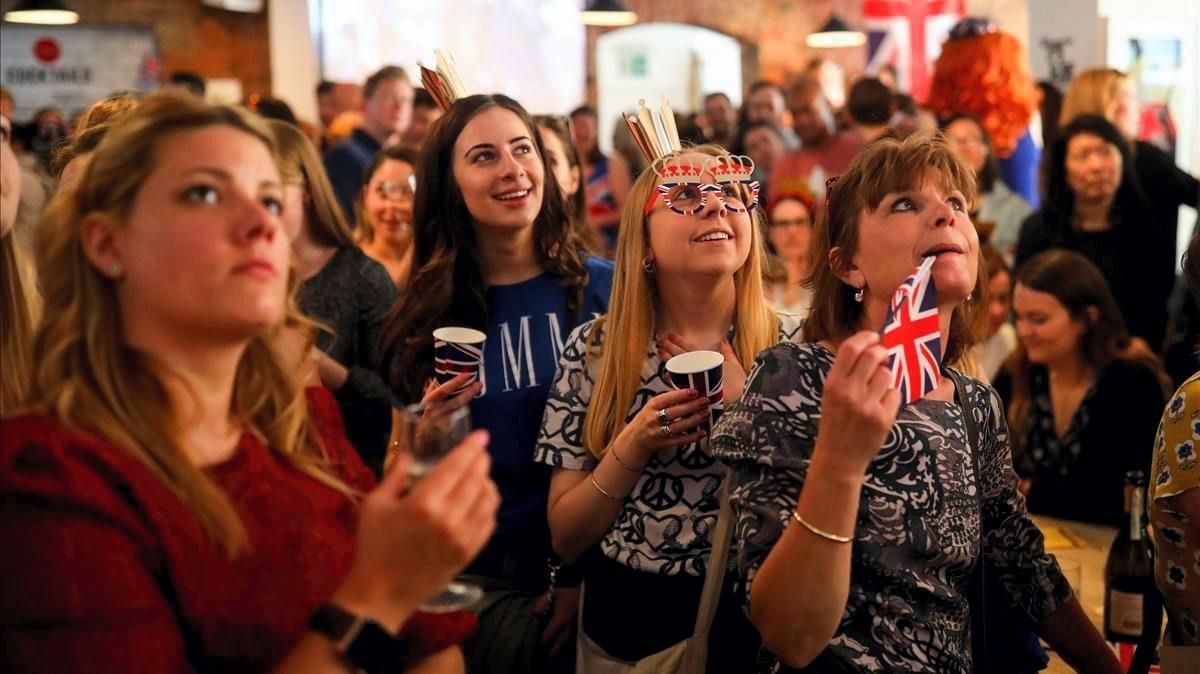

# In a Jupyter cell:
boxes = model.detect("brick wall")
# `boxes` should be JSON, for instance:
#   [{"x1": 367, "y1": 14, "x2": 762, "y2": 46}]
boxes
[
  {"x1": 584, "y1": 0, "x2": 1029, "y2": 105},
  {"x1": 36, "y1": 0, "x2": 272, "y2": 98}
]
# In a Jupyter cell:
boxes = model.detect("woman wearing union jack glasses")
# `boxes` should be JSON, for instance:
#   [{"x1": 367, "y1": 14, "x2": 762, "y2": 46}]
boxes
[
  {"x1": 709, "y1": 131, "x2": 1119, "y2": 673},
  {"x1": 534, "y1": 99, "x2": 801, "y2": 671}
]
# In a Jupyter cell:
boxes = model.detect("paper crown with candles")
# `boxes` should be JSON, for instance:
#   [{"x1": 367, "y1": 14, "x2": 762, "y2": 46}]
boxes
[
  {"x1": 624, "y1": 97, "x2": 682, "y2": 167},
  {"x1": 419, "y1": 50, "x2": 471, "y2": 111},
  {"x1": 627, "y1": 97, "x2": 756, "y2": 180}
]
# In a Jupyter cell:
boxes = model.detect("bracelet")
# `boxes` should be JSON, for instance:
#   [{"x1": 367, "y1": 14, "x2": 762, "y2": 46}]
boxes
[
  {"x1": 609, "y1": 445, "x2": 639, "y2": 472},
  {"x1": 589, "y1": 473, "x2": 618, "y2": 500},
  {"x1": 791, "y1": 511, "x2": 853, "y2": 543}
]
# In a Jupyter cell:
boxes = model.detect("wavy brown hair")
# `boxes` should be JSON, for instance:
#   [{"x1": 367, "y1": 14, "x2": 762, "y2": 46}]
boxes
[
  {"x1": 27, "y1": 94, "x2": 352, "y2": 557},
  {"x1": 1007, "y1": 249, "x2": 1169, "y2": 450},
  {"x1": 803, "y1": 130, "x2": 987, "y2": 365},
  {"x1": 381, "y1": 94, "x2": 590, "y2": 402}
]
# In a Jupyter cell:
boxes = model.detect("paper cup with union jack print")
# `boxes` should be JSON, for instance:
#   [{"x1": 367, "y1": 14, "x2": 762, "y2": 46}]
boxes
[
  {"x1": 433, "y1": 327, "x2": 486, "y2": 393},
  {"x1": 665, "y1": 350, "x2": 725, "y2": 433}
]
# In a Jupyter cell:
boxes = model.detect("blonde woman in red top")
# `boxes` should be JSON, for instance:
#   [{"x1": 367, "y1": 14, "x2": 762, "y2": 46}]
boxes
[{"x1": 0, "y1": 94, "x2": 498, "y2": 674}]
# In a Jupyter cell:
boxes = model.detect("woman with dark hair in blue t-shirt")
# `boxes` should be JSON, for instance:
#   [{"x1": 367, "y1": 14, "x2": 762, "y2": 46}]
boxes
[{"x1": 379, "y1": 93, "x2": 612, "y2": 672}]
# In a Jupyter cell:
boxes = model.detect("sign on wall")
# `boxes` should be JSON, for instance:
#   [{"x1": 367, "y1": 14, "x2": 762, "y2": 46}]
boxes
[{"x1": 0, "y1": 26, "x2": 160, "y2": 122}]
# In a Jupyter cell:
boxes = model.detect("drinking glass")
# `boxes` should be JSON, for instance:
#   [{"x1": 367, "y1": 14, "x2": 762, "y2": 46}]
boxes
[
  {"x1": 1058, "y1": 556, "x2": 1083, "y2": 597},
  {"x1": 395, "y1": 402, "x2": 483, "y2": 612}
]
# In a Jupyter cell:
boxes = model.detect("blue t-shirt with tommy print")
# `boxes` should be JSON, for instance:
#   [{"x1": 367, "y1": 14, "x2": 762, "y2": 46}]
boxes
[{"x1": 472, "y1": 256, "x2": 612, "y2": 538}]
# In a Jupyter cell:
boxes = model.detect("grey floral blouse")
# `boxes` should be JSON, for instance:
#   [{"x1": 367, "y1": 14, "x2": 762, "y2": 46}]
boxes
[
  {"x1": 534, "y1": 314, "x2": 803, "y2": 577},
  {"x1": 710, "y1": 342, "x2": 1072, "y2": 673}
]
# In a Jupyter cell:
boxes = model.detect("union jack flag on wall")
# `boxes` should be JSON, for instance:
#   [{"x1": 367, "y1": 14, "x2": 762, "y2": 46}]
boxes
[
  {"x1": 880, "y1": 256, "x2": 942, "y2": 406},
  {"x1": 863, "y1": 0, "x2": 965, "y2": 102}
]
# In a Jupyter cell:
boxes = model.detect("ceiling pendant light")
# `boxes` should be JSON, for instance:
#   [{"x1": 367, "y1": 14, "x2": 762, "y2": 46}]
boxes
[
  {"x1": 805, "y1": 14, "x2": 866, "y2": 49},
  {"x1": 3, "y1": 0, "x2": 79, "y2": 25},
  {"x1": 582, "y1": 0, "x2": 638, "y2": 27}
]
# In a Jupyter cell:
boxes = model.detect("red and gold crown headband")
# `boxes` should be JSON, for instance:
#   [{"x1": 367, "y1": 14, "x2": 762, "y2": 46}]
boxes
[
  {"x1": 418, "y1": 49, "x2": 471, "y2": 112},
  {"x1": 626, "y1": 97, "x2": 759, "y2": 216}
]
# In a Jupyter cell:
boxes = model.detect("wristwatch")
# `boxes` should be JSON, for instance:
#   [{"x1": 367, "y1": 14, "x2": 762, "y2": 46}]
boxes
[{"x1": 308, "y1": 603, "x2": 409, "y2": 673}]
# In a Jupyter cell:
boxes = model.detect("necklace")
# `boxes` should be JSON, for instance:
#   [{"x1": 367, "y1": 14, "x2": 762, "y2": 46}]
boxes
[{"x1": 1048, "y1": 371, "x2": 1091, "y2": 439}]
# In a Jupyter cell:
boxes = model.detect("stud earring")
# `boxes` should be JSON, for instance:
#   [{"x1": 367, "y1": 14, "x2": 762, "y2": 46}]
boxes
[
  {"x1": 643, "y1": 259, "x2": 655, "y2": 273},
  {"x1": 854, "y1": 287, "x2": 864, "y2": 303},
  {"x1": 107, "y1": 262, "x2": 123, "y2": 277},
  {"x1": 966, "y1": 292, "x2": 974, "y2": 302}
]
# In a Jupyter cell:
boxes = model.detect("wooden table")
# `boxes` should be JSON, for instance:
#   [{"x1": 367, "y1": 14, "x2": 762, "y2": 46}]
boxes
[{"x1": 1031, "y1": 515, "x2": 1115, "y2": 674}]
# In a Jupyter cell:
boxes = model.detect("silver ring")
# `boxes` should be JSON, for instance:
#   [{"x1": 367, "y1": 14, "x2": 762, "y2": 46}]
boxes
[
  {"x1": 659, "y1": 422, "x2": 673, "y2": 438},
  {"x1": 656, "y1": 408, "x2": 671, "y2": 425}
]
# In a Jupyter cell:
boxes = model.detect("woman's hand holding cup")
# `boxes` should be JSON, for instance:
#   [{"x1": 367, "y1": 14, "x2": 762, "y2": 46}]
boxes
[
  {"x1": 337, "y1": 430, "x2": 499, "y2": 632},
  {"x1": 613, "y1": 388, "x2": 711, "y2": 466}
]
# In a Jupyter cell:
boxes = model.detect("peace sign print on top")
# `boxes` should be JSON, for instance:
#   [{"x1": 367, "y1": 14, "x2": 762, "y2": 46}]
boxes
[{"x1": 534, "y1": 313, "x2": 803, "y2": 577}]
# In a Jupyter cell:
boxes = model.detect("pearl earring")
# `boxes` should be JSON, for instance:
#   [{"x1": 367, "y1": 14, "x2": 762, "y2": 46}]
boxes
[
  {"x1": 854, "y1": 287, "x2": 864, "y2": 303},
  {"x1": 107, "y1": 262, "x2": 123, "y2": 277}
]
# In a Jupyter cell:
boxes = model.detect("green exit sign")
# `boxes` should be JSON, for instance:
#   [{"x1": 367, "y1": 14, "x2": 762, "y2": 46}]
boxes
[{"x1": 622, "y1": 52, "x2": 647, "y2": 77}]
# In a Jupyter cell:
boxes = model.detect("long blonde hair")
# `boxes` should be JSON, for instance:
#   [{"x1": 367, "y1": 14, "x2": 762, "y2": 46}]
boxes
[
  {"x1": 582, "y1": 144, "x2": 779, "y2": 459},
  {"x1": 0, "y1": 232, "x2": 38, "y2": 413},
  {"x1": 28, "y1": 94, "x2": 352, "y2": 557},
  {"x1": 1060, "y1": 68, "x2": 1130, "y2": 126}
]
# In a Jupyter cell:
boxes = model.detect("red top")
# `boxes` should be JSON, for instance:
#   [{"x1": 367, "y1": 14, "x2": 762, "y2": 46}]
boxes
[{"x1": 0, "y1": 387, "x2": 475, "y2": 674}]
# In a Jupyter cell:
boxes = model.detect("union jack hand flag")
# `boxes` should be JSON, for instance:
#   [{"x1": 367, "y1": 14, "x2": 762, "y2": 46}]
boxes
[{"x1": 880, "y1": 256, "x2": 942, "y2": 406}]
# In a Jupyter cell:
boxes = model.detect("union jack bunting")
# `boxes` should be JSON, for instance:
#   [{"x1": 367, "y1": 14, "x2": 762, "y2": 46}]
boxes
[
  {"x1": 864, "y1": 0, "x2": 965, "y2": 101},
  {"x1": 434, "y1": 340, "x2": 484, "y2": 391},
  {"x1": 880, "y1": 256, "x2": 942, "y2": 406}
]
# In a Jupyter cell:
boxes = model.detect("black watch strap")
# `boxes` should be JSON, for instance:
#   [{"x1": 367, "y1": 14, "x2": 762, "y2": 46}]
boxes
[{"x1": 309, "y1": 603, "x2": 407, "y2": 674}]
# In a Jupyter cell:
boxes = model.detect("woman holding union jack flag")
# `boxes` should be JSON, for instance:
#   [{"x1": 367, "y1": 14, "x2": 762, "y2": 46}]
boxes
[{"x1": 710, "y1": 131, "x2": 1120, "y2": 673}]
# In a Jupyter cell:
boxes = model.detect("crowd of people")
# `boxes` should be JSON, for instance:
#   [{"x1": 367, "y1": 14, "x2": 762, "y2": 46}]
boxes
[{"x1": 1, "y1": 15, "x2": 1199, "y2": 674}]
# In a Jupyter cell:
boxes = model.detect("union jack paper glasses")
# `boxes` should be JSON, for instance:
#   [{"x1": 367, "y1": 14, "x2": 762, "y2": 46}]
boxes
[{"x1": 645, "y1": 154, "x2": 761, "y2": 216}]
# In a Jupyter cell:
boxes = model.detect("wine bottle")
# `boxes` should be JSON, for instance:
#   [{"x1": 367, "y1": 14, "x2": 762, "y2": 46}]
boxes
[{"x1": 1103, "y1": 470, "x2": 1161, "y2": 646}]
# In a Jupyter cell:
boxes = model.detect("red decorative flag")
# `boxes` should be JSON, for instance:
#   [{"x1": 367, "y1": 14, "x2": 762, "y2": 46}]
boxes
[
  {"x1": 881, "y1": 256, "x2": 942, "y2": 406},
  {"x1": 863, "y1": 0, "x2": 965, "y2": 101}
]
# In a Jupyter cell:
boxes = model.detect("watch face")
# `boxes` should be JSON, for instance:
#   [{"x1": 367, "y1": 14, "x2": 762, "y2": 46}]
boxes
[{"x1": 344, "y1": 618, "x2": 401, "y2": 674}]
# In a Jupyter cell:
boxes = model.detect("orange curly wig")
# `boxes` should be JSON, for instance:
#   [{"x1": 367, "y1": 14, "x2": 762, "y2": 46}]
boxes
[{"x1": 926, "y1": 32, "x2": 1037, "y2": 158}]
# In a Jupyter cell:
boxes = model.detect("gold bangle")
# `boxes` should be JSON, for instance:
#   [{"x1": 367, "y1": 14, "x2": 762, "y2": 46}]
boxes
[
  {"x1": 791, "y1": 511, "x2": 852, "y2": 544},
  {"x1": 609, "y1": 445, "x2": 638, "y2": 472},
  {"x1": 589, "y1": 473, "x2": 618, "y2": 500}
]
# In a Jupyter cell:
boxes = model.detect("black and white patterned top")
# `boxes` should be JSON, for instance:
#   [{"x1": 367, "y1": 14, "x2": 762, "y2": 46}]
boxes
[
  {"x1": 533, "y1": 313, "x2": 804, "y2": 577},
  {"x1": 710, "y1": 342, "x2": 1072, "y2": 673}
]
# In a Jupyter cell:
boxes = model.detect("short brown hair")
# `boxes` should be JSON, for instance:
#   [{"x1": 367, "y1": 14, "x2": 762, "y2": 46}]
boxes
[
  {"x1": 803, "y1": 130, "x2": 987, "y2": 364},
  {"x1": 363, "y1": 65, "x2": 410, "y2": 100}
]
